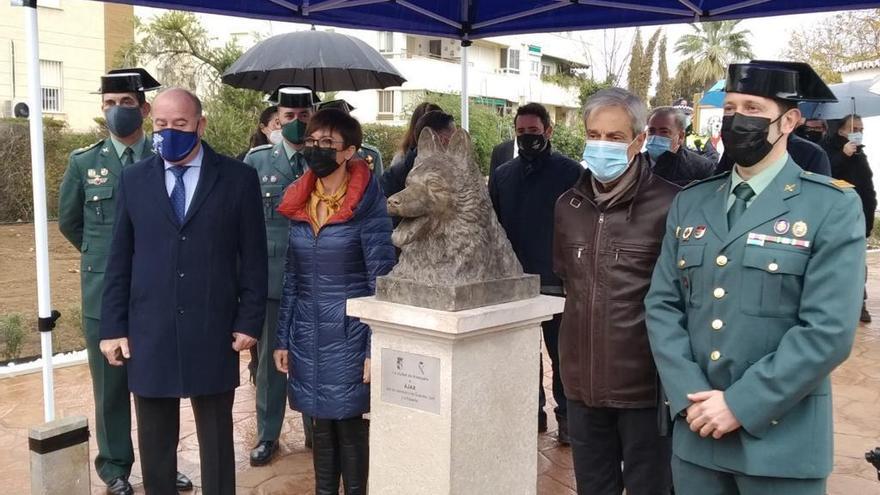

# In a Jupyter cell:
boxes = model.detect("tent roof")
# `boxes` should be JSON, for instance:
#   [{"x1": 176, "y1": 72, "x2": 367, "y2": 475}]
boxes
[{"x1": 96, "y1": 0, "x2": 880, "y2": 41}]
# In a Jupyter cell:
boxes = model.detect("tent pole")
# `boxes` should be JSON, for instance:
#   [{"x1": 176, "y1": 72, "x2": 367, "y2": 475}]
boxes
[
  {"x1": 21, "y1": 0, "x2": 55, "y2": 422},
  {"x1": 460, "y1": 42, "x2": 469, "y2": 131}
]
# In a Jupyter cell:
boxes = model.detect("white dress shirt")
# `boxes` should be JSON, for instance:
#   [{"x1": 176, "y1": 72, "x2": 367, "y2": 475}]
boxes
[{"x1": 163, "y1": 146, "x2": 203, "y2": 214}]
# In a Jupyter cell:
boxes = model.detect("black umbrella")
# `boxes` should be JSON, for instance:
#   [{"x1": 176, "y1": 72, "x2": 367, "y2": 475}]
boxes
[{"x1": 222, "y1": 30, "x2": 406, "y2": 92}]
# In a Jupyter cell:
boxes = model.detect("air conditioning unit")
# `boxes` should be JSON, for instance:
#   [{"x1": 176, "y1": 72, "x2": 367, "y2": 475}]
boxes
[{"x1": 12, "y1": 98, "x2": 30, "y2": 119}]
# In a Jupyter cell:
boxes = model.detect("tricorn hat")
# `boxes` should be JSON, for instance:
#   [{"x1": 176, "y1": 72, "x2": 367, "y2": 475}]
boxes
[
  {"x1": 725, "y1": 61, "x2": 837, "y2": 103},
  {"x1": 318, "y1": 99, "x2": 356, "y2": 113},
  {"x1": 269, "y1": 85, "x2": 320, "y2": 108},
  {"x1": 96, "y1": 68, "x2": 161, "y2": 94}
]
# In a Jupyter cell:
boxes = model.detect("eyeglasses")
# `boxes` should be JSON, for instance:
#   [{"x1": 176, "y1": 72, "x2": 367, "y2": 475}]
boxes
[{"x1": 304, "y1": 137, "x2": 345, "y2": 149}]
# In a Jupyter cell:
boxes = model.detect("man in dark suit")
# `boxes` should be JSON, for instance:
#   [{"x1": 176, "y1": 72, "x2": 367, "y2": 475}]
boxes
[
  {"x1": 100, "y1": 88, "x2": 268, "y2": 494},
  {"x1": 489, "y1": 138, "x2": 516, "y2": 178}
]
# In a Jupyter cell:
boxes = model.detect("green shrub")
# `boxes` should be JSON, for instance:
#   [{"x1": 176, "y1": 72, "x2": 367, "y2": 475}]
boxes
[
  {"x1": 552, "y1": 120, "x2": 586, "y2": 164},
  {"x1": 1, "y1": 314, "x2": 26, "y2": 360},
  {"x1": 362, "y1": 123, "x2": 406, "y2": 167}
]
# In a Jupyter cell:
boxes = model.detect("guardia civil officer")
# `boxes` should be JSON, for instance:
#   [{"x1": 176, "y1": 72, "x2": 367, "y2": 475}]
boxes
[
  {"x1": 243, "y1": 85, "x2": 320, "y2": 464},
  {"x1": 318, "y1": 99, "x2": 385, "y2": 176},
  {"x1": 57, "y1": 69, "x2": 193, "y2": 495},
  {"x1": 646, "y1": 61, "x2": 865, "y2": 494}
]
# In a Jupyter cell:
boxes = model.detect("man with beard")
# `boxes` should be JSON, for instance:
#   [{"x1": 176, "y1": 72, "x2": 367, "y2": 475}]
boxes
[
  {"x1": 646, "y1": 61, "x2": 864, "y2": 495},
  {"x1": 489, "y1": 102, "x2": 582, "y2": 443}
]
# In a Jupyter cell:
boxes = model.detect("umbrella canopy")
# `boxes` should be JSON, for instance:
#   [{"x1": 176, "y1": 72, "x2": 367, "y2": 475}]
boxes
[
  {"x1": 700, "y1": 79, "x2": 727, "y2": 108},
  {"x1": 222, "y1": 30, "x2": 406, "y2": 93},
  {"x1": 800, "y1": 79, "x2": 880, "y2": 119}
]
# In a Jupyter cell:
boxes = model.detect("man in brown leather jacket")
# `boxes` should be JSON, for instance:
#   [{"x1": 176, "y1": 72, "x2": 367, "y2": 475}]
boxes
[{"x1": 553, "y1": 87, "x2": 680, "y2": 495}]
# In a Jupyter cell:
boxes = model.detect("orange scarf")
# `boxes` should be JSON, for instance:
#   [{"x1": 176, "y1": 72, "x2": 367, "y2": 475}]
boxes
[{"x1": 308, "y1": 174, "x2": 349, "y2": 234}]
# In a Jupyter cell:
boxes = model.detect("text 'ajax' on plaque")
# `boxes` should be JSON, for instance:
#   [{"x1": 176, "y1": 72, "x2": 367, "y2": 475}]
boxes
[{"x1": 380, "y1": 348, "x2": 441, "y2": 415}]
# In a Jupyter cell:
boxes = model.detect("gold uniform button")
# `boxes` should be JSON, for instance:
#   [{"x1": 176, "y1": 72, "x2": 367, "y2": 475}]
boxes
[
  {"x1": 713, "y1": 288, "x2": 726, "y2": 299},
  {"x1": 678, "y1": 259, "x2": 686, "y2": 268},
  {"x1": 716, "y1": 255, "x2": 728, "y2": 267},
  {"x1": 711, "y1": 319, "x2": 723, "y2": 330},
  {"x1": 265, "y1": 192, "x2": 271, "y2": 197},
  {"x1": 768, "y1": 262, "x2": 779, "y2": 272},
  {"x1": 771, "y1": 420, "x2": 779, "y2": 426},
  {"x1": 92, "y1": 195, "x2": 99, "y2": 201},
  {"x1": 710, "y1": 350, "x2": 721, "y2": 361}
]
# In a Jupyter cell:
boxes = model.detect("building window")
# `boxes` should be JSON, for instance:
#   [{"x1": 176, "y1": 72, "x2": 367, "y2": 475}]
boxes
[
  {"x1": 530, "y1": 60, "x2": 540, "y2": 76},
  {"x1": 40, "y1": 60, "x2": 63, "y2": 113},
  {"x1": 378, "y1": 90, "x2": 395, "y2": 115},
  {"x1": 541, "y1": 63, "x2": 553, "y2": 76},
  {"x1": 428, "y1": 39, "x2": 442, "y2": 58},
  {"x1": 378, "y1": 32, "x2": 394, "y2": 53},
  {"x1": 500, "y1": 48, "x2": 520, "y2": 74}
]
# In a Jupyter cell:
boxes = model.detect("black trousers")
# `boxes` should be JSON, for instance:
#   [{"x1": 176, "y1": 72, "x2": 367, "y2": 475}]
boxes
[
  {"x1": 568, "y1": 400, "x2": 672, "y2": 495},
  {"x1": 134, "y1": 391, "x2": 236, "y2": 495},
  {"x1": 312, "y1": 417, "x2": 369, "y2": 495},
  {"x1": 539, "y1": 313, "x2": 567, "y2": 420}
]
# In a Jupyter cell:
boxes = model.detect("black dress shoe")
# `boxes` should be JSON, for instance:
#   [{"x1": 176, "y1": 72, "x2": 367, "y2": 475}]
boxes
[
  {"x1": 176, "y1": 471, "x2": 194, "y2": 491},
  {"x1": 250, "y1": 440, "x2": 279, "y2": 466},
  {"x1": 106, "y1": 477, "x2": 134, "y2": 495},
  {"x1": 861, "y1": 305, "x2": 872, "y2": 323},
  {"x1": 557, "y1": 418, "x2": 570, "y2": 445},
  {"x1": 538, "y1": 412, "x2": 548, "y2": 433}
]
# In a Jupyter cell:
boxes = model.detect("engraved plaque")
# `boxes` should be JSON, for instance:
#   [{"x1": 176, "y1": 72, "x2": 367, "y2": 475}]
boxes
[{"x1": 380, "y1": 348, "x2": 441, "y2": 414}]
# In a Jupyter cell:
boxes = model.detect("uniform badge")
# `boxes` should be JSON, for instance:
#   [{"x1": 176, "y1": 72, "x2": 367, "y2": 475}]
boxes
[
  {"x1": 262, "y1": 175, "x2": 269, "y2": 183},
  {"x1": 100, "y1": 168, "x2": 109, "y2": 176},
  {"x1": 774, "y1": 219, "x2": 790, "y2": 235},
  {"x1": 693, "y1": 226, "x2": 706, "y2": 239},
  {"x1": 270, "y1": 175, "x2": 278, "y2": 183},
  {"x1": 87, "y1": 169, "x2": 97, "y2": 178},
  {"x1": 101, "y1": 147, "x2": 109, "y2": 154},
  {"x1": 682, "y1": 227, "x2": 693, "y2": 240},
  {"x1": 784, "y1": 184, "x2": 796, "y2": 192},
  {"x1": 792, "y1": 221, "x2": 808, "y2": 238}
]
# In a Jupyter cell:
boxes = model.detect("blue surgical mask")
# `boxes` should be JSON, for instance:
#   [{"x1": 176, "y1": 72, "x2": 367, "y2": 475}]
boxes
[
  {"x1": 582, "y1": 140, "x2": 633, "y2": 183},
  {"x1": 848, "y1": 132, "x2": 863, "y2": 145},
  {"x1": 153, "y1": 128, "x2": 200, "y2": 163},
  {"x1": 645, "y1": 135, "x2": 672, "y2": 160}
]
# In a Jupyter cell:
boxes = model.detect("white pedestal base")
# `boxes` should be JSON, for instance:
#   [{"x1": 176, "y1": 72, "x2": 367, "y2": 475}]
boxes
[{"x1": 347, "y1": 295, "x2": 565, "y2": 495}]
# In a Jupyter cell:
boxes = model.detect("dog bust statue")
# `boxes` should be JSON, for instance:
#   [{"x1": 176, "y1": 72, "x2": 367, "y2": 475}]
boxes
[{"x1": 377, "y1": 128, "x2": 539, "y2": 311}]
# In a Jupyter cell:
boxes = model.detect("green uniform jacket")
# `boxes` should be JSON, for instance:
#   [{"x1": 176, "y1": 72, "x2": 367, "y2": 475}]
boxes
[
  {"x1": 244, "y1": 142, "x2": 305, "y2": 301},
  {"x1": 58, "y1": 137, "x2": 154, "y2": 320},
  {"x1": 645, "y1": 159, "x2": 865, "y2": 479}
]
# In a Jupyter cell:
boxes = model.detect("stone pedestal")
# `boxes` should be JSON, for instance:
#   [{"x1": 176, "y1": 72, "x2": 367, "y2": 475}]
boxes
[
  {"x1": 29, "y1": 416, "x2": 90, "y2": 495},
  {"x1": 347, "y1": 295, "x2": 565, "y2": 495}
]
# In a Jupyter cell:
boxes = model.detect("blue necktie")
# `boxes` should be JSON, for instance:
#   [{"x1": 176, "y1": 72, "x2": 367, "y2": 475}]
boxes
[{"x1": 169, "y1": 166, "x2": 189, "y2": 223}]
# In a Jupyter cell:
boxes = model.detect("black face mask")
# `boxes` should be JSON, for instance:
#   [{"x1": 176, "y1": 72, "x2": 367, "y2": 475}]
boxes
[
  {"x1": 803, "y1": 129, "x2": 824, "y2": 144},
  {"x1": 720, "y1": 113, "x2": 784, "y2": 167},
  {"x1": 303, "y1": 146, "x2": 343, "y2": 178},
  {"x1": 516, "y1": 133, "x2": 549, "y2": 160}
]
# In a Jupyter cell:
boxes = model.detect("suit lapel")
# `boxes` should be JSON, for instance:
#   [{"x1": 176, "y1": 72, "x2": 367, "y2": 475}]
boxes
[
  {"x1": 721, "y1": 160, "x2": 802, "y2": 249},
  {"x1": 148, "y1": 157, "x2": 180, "y2": 228},
  {"x1": 182, "y1": 143, "x2": 219, "y2": 227},
  {"x1": 272, "y1": 143, "x2": 296, "y2": 182}
]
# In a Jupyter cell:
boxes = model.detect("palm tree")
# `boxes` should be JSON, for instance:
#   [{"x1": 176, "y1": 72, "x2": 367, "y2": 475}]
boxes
[{"x1": 675, "y1": 20, "x2": 755, "y2": 85}]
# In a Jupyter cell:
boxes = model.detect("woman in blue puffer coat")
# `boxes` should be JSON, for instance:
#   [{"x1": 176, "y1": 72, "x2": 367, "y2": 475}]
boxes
[{"x1": 273, "y1": 109, "x2": 395, "y2": 495}]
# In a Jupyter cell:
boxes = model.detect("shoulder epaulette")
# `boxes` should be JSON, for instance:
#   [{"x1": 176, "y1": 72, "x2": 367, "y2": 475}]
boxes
[
  {"x1": 800, "y1": 171, "x2": 855, "y2": 191},
  {"x1": 72, "y1": 140, "x2": 102, "y2": 156},
  {"x1": 682, "y1": 170, "x2": 729, "y2": 190},
  {"x1": 244, "y1": 143, "x2": 274, "y2": 159}
]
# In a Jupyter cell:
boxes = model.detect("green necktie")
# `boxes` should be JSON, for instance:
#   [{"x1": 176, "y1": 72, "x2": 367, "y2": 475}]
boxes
[
  {"x1": 121, "y1": 147, "x2": 134, "y2": 166},
  {"x1": 727, "y1": 182, "x2": 755, "y2": 229},
  {"x1": 291, "y1": 153, "x2": 304, "y2": 177}
]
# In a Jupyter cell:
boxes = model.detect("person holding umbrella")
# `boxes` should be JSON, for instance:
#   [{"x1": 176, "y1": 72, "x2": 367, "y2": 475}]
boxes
[{"x1": 243, "y1": 85, "x2": 320, "y2": 465}]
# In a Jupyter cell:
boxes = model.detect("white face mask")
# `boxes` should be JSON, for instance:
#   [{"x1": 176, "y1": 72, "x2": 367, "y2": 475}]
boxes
[
  {"x1": 848, "y1": 132, "x2": 863, "y2": 146},
  {"x1": 269, "y1": 129, "x2": 283, "y2": 145}
]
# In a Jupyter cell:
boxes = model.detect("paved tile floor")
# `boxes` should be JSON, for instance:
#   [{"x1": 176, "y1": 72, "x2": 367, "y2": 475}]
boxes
[{"x1": 3, "y1": 258, "x2": 880, "y2": 494}]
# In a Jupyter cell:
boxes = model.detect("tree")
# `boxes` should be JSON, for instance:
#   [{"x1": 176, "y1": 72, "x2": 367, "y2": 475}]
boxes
[
  {"x1": 675, "y1": 20, "x2": 754, "y2": 85},
  {"x1": 626, "y1": 29, "x2": 644, "y2": 95},
  {"x1": 671, "y1": 59, "x2": 712, "y2": 105},
  {"x1": 636, "y1": 29, "x2": 662, "y2": 102},
  {"x1": 652, "y1": 35, "x2": 674, "y2": 107},
  {"x1": 578, "y1": 77, "x2": 614, "y2": 108},
  {"x1": 783, "y1": 9, "x2": 880, "y2": 84},
  {"x1": 115, "y1": 12, "x2": 265, "y2": 157}
]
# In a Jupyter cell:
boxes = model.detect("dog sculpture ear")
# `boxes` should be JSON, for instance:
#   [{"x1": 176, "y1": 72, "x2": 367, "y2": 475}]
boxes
[
  {"x1": 417, "y1": 127, "x2": 441, "y2": 160},
  {"x1": 447, "y1": 128, "x2": 474, "y2": 166}
]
